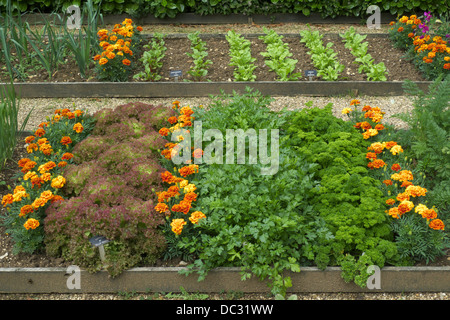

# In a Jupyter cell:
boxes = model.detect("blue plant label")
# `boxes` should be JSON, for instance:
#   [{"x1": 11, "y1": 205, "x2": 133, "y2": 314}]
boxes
[
  {"x1": 170, "y1": 70, "x2": 183, "y2": 77},
  {"x1": 89, "y1": 235, "x2": 110, "y2": 247},
  {"x1": 305, "y1": 70, "x2": 317, "y2": 77}
]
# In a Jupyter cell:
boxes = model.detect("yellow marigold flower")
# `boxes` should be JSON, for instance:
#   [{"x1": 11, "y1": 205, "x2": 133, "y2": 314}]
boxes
[
  {"x1": 415, "y1": 204, "x2": 428, "y2": 214},
  {"x1": 32, "y1": 197, "x2": 47, "y2": 209},
  {"x1": 40, "y1": 190, "x2": 53, "y2": 202},
  {"x1": 189, "y1": 211, "x2": 206, "y2": 224},
  {"x1": 184, "y1": 183, "x2": 197, "y2": 194},
  {"x1": 390, "y1": 145, "x2": 403, "y2": 155},
  {"x1": 51, "y1": 175, "x2": 66, "y2": 189},
  {"x1": 388, "y1": 207, "x2": 401, "y2": 219},
  {"x1": 341, "y1": 107, "x2": 352, "y2": 114},
  {"x1": 99, "y1": 58, "x2": 108, "y2": 65},
  {"x1": 171, "y1": 218, "x2": 187, "y2": 235},
  {"x1": 405, "y1": 185, "x2": 427, "y2": 197},
  {"x1": 368, "y1": 142, "x2": 384, "y2": 154},
  {"x1": 24, "y1": 218, "x2": 40, "y2": 230},
  {"x1": 398, "y1": 200, "x2": 414, "y2": 214}
]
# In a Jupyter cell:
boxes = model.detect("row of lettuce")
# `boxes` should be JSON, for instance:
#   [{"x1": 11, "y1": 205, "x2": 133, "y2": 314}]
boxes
[{"x1": 1, "y1": 77, "x2": 449, "y2": 296}]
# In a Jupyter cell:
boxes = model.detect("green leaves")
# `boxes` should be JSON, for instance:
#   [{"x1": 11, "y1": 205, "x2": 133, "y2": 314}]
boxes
[
  {"x1": 299, "y1": 27, "x2": 345, "y2": 81},
  {"x1": 226, "y1": 30, "x2": 257, "y2": 81},
  {"x1": 259, "y1": 27, "x2": 301, "y2": 81},
  {"x1": 134, "y1": 33, "x2": 167, "y2": 81},
  {"x1": 186, "y1": 31, "x2": 212, "y2": 81},
  {"x1": 339, "y1": 27, "x2": 388, "y2": 81}
]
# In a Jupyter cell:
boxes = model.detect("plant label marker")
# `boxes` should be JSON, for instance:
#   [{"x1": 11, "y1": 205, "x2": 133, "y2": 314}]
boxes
[
  {"x1": 170, "y1": 70, "x2": 183, "y2": 82},
  {"x1": 89, "y1": 235, "x2": 110, "y2": 262},
  {"x1": 305, "y1": 70, "x2": 317, "y2": 81}
]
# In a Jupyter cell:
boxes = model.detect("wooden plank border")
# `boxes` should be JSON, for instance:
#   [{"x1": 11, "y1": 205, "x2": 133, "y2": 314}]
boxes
[
  {"x1": 2, "y1": 81, "x2": 431, "y2": 99},
  {"x1": 0, "y1": 266, "x2": 448, "y2": 294}
]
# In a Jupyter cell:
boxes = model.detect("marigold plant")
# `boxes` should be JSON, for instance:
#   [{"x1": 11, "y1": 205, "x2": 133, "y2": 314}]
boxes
[
  {"x1": 93, "y1": 18, "x2": 143, "y2": 82},
  {"x1": 1, "y1": 106, "x2": 94, "y2": 254}
]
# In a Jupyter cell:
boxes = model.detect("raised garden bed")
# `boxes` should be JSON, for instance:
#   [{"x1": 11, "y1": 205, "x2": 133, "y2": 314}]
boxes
[{"x1": 0, "y1": 33, "x2": 425, "y2": 84}]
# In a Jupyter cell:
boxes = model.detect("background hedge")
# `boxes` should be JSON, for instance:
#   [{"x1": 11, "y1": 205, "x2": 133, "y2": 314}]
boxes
[{"x1": 1, "y1": 0, "x2": 449, "y2": 19}]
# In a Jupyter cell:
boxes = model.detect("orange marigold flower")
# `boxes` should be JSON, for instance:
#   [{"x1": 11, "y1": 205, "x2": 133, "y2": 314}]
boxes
[
  {"x1": 40, "y1": 172, "x2": 52, "y2": 182},
  {"x1": 366, "y1": 152, "x2": 377, "y2": 160},
  {"x1": 179, "y1": 164, "x2": 199, "y2": 177},
  {"x1": 61, "y1": 152, "x2": 74, "y2": 160},
  {"x1": 383, "y1": 180, "x2": 393, "y2": 186},
  {"x1": 386, "y1": 199, "x2": 396, "y2": 206},
  {"x1": 429, "y1": 219, "x2": 444, "y2": 230},
  {"x1": 405, "y1": 185, "x2": 427, "y2": 197},
  {"x1": 1, "y1": 194, "x2": 14, "y2": 207},
  {"x1": 73, "y1": 123, "x2": 84, "y2": 133},
  {"x1": 374, "y1": 124, "x2": 385, "y2": 130},
  {"x1": 35, "y1": 128, "x2": 46, "y2": 137},
  {"x1": 179, "y1": 200, "x2": 192, "y2": 214},
  {"x1": 189, "y1": 211, "x2": 206, "y2": 224},
  {"x1": 18, "y1": 157, "x2": 31, "y2": 167},
  {"x1": 32, "y1": 197, "x2": 47, "y2": 209},
  {"x1": 161, "y1": 171, "x2": 177, "y2": 184},
  {"x1": 349, "y1": 99, "x2": 360, "y2": 106},
  {"x1": 444, "y1": 63, "x2": 450, "y2": 70},
  {"x1": 19, "y1": 205, "x2": 34, "y2": 217},
  {"x1": 58, "y1": 161, "x2": 68, "y2": 168},
  {"x1": 61, "y1": 136, "x2": 72, "y2": 146},
  {"x1": 99, "y1": 58, "x2": 108, "y2": 65},
  {"x1": 168, "y1": 116, "x2": 178, "y2": 124},
  {"x1": 122, "y1": 59, "x2": 131, "y2": 66},
  {"x1": 167, "y1": 185, "x2": 180, "y2": 197},
  {"x1": 398, "y1": 200, "x2": 414, "y2": 214},
  {"x1": 362, "y1": 105, "x2": 372, "y2": 112},
  {"x1": 422, "y1": 209, "x2": 438, "y2": 220},
  {"x1": 368, "y1": 159, "x2": 386, "y2": 169},
  {"x1": 398, "y1": 27, "x2": 404, "y2": 32},
  {"x1": 137, "y1": 26, "x2": 143, "y2": 32},
  {"x1": 180, "y1": 106, "x2": 194, "y2": 117},
  {"x1": 184, "y1": 192, "x2": 197, "y2": 203},
  {"x1": 388, "y1": 207, "x2": 401, "y2": 219},
  {"x1": 193, "y1": 148, "x2": 203, "y2": 159},
  {"x1": 391, "y1": 163, "x2": 401, "y2": 171},
  {"x1": 360, "y1": 122, "x2": 372, "y2": 130},
  {"x1": 159, "y1": 127, "x2": 170, "y2": 136},
  {"x1": 21, "y1": 160, "x2": 37, "y2": 173},
  {"x1": 396, "y1": 192, "x2": 410, "y2": 202},
  {"x1": 24, "y1": 136, "x2": 35, "y2": 144},
  {"x1": 51, "y1": 195, "x2": 64, "y2": 203},
  {"x1": 23, "y1": 218, "x2": 40, "y2": 230},
  {"x1": 155, "y1": 202, "x2": 169, "y2": 214}
]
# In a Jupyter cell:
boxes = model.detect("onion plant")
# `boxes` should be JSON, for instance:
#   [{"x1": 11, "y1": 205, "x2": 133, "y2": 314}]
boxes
[{"x1": 0, "y1": 83, "x2": 33, "y2": 171}]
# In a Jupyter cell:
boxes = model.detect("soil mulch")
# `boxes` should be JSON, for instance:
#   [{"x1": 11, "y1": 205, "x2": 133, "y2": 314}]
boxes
[{"x1": 0, "y1": 35, "x2": 425, "y2": 83}]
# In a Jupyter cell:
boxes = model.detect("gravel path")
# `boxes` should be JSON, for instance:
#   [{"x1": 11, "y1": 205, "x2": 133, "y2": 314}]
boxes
[{"x1": 18, "y1": 95, "x2": 413, "y2": 133}]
